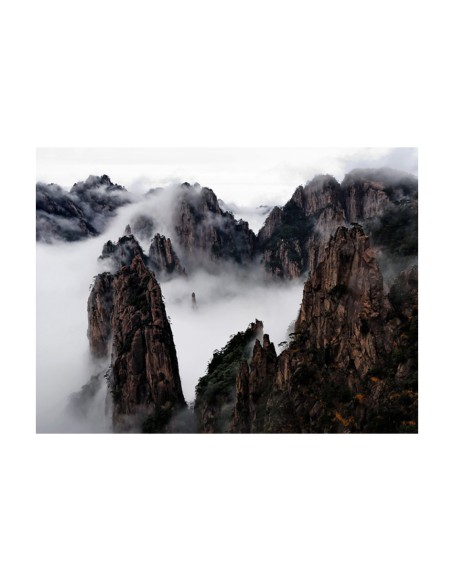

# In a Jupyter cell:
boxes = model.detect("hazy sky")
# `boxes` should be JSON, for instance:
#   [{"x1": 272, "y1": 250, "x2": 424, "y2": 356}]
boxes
[{"x1": 37, "y1": 147, "x2": 417, "y2": 209}]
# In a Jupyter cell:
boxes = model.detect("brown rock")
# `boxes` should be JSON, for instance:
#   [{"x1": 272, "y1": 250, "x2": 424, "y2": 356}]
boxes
[
  {"x1": 148, "y1": 233, "x2": 187, "y2": 276},
  {"x1": 87, "y1": 253, "x2": 186, "y2": 432},
  {"x1": 87, "y1": 273, "x2": 114, "y2": 358},
  {"x1": 109, "y1": 255, "x2": 186, "y2": 430}
]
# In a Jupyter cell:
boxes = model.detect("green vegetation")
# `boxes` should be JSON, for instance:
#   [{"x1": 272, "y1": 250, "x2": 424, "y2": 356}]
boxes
[
  {"x1": 261, "y1": 200, "x2": 316, "y2": 274},
  {"x1": 195, "y1": 323, "x2": 258, "y2": 406},
  {"x1": 264, "y1": 201, "x2": 315, "y2": 258},
  {"x1": 367, "y1": 203, "x2": 418, "y2": 257},
  {"x1": 142, "y1": 405, "x2": 173, "y2": 433}
]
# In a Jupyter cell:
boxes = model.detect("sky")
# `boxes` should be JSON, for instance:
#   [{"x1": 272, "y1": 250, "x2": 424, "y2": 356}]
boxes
[
  {"x1": 36, "y1": 170, "x2": 309, "y2": 432},
  {"x1": 36, "y1": 147, "x2": 418, "y2": 212},
  {"x1": 36, "y1": 147, "x2": 419, "y2": 431}
]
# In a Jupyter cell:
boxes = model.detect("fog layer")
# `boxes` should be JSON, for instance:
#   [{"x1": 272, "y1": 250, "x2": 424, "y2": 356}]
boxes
[{"x1": 36, "y1": 193, "x2": 304, "y2": 432}]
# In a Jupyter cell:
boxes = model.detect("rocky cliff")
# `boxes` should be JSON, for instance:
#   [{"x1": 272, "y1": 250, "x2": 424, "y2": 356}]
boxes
[
  {"x1": 98, "y1": 235, "x2": 146, "y2": 272},
  {"x1": 87, "y1": 253, "x2": 186, "y2": 432},
  {"x1": 36, "y1": 175, "x2": 130, "y2": 242},
  {"x1": 194, "y1": 320, "x2": 263, "y2": 433},
  {"x1": 263, "y1": 225, "x2": 417, "y2": 433},
  {"x1": 148, "y1": 234, "x2": 187, "y2": 277},
  {"x1": 228, "y1": 334, "x2": 278, "y2": 433},
  {"x1": 87, "y1": 272, "x2": 114, "y2": 358},
  {"x1": 97, "y1": 233, "x2": 186, "y2": 279},
  {"x1": 66, "y1": 168, "x2": 417, "y2": 433},
  {"x1": 294, "y1": 225, "x2": 389, "y2": 375},
  {"x1": 197, "y1": 225, "x2": 417, "y2": 433},
  {"x1": 341, "y1": 168, "x2": 418, "y2": 222},
  {"x1": 174, "y1": 183, "x2": 257, "y2": 269},
  {"x1": 257, "y1": 168, "x2": 418, "y2": 280},
  {"x1": 258, "y1": 175, "x2": 346, "y2": 278}
]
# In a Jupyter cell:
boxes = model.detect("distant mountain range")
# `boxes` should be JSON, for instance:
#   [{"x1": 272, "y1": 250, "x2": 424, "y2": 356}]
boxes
[{"x1": 38, "y1": 168, "x2": 418, "y2": 432}]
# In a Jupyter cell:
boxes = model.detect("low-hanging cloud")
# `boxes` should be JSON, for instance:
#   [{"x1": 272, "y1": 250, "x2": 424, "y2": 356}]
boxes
[{"x1": 36, "y1": 190, "x2": 305, "y2": 432}]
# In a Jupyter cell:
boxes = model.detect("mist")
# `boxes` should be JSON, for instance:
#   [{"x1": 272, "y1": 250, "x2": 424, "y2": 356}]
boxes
[
  {"x1": 161, "y1": 268, "x2": 303, "y2": 402},
  {"x1": 36, "y1": 188, "x2": 305, "y2": 432}
]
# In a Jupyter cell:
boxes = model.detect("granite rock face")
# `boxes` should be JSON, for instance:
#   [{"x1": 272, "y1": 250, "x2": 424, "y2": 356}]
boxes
[
  {"x1": 341, "y1": 168, "x2": 418, "y2": 222},
  {"x1": 98, "y1": 235, "x2": 146, "y2": 272},
  {"x1": 194, "y1": 321, "x2": 264, "y2": 433},
  {"x1": 36, "y1": 175, "x2": 130, "y2": 242},
  {"x1": 70, "y1": 169, "x2": 417, "y2": 433},
  {"x1": 174, "y1": 184, "x2": 258, "y2": 269},
  {"x1": 294, "y1": 225, "x2": 389, "y2": 378},
  {"x1": 87, "y1": 254, "x2": 186, "y2": 432},
  {"x1": 87, "y1": 272, "x2": 114, "y2": 358},
  {"x1": 262, "y1": 225, "x2": 417, "y2": 433},
  {"x1": 228, "y1": 334, "x2": 278, "y2": 433},
  {"x1": 195, "y1": 225, "x2": 417, "y2": 433},
  {"x1": 258, "y1": 175, "x2": 346, "y2": 279},
  {"x1": 257, "y1": 168, "x2": 418, "y2": 280},
  {"x1": 148, "y1": 234, "x2": 187, "y2": 277}
]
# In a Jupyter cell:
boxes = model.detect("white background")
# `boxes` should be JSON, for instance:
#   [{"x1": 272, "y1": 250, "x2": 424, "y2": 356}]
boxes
[{"x1": 1, "y1": 1, "x2": 454, "y2": 581}]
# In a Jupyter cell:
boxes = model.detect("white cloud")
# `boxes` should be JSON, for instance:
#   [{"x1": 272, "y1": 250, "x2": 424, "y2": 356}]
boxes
[{"x1": 36, "y1": 147, "x2": 417, "y2": 213}]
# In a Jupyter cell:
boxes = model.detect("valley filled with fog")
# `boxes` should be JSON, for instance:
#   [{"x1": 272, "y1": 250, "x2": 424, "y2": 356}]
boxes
[{"x1": 36, "y1": 196, "x2": 304, "y2": 433}]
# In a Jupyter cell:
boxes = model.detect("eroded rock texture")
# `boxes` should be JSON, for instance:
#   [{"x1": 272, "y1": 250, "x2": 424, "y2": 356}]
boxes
[
  {"x1": 148, "y1": 234, "x2": 187, "y2": 277},
  {"x1": 174, "y1": 184, "x2": 257, "y2": 268},
  {"x1": 257, "y1": 168, "x2": 418, "y2": 280},
  {"x1": 36, "y1": 175, "x2": 129, "y2": 242},
  {"x1": 87, "y1": 254, "x2": 186, "y2": 432},
  {"x1": 196, "y1": 225, "x2": 417, "y2": 433},
  {"x1": 194, "y1": 320, "x2": 264, "y2": 433}
]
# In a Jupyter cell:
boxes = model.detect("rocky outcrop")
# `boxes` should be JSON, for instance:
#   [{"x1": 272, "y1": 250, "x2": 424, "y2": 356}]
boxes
[
  {"x1": 258, "y1": 175, "x2": 347, "y2": 278},
  {"x1": 341, "y1": 168, "x2": 418, "y2": 222},
  {"x1": 227, "y1": 362, "x2": 251, "y2": 432},
  {"x1": 87, "y1": 254, "x2": 186, "y2": 432},
  {"x1": 257, "y1": 169, "x2": 418, "y2": 280},
  {"x1": 109, "y1": 255, "x2": 185, "y2": 431},
  {"x1": 36, "y1": 175, "x2": 130, "y2": 243},
  {"x1": 207, "y1": 224, "x2": 418, "y2": 434},
  {"x1": 68, "y1": 372, "x2": 104, "y2": 419},
  {"x1": 194, "y1": 320, "x2": 263, "y2": 433},
  {"x1": 307, "y1": 205, "x2": 347, "y2": 274},
  {"x1": 228, "y1": 334, "x2": 278, "y2": 433},
  {"x1": 293, "y1": 175, "x2": 343, "y2": 215},
  {"x1": 36, "y1": 183, "x2": 98, "y2": 242},
  {"x1": 262, "y1": 225, "x2": 417, "y2": 433},
  {"x1": 98, "y1": 235, "x2": 146, "y2": 272},
  {"x1": 148, "y1": 234, "x2": 187, "y2": 276},
  {"x1": 262, "y1": 239, "x2": 306, "y2": 279},
  {"x1": 174, "y1": 184, "x2": 257, "y2": 268},
  {"x1": 294, "y1": 225, "x2": 389, "y2": 378},
  {"x1": 257, "y1": 207, "x2": 283, "y2": 247},
  {"x1": 97, "y1": 233, "x2": 186, "y2": 279},
  {"x1": 87, "y1": 273, "x2": 114, "y2": 358}
]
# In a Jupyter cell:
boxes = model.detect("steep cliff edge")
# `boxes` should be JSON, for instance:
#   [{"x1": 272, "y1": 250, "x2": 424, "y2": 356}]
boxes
[
  {"x1": 98, "y1": 235, "x2": 146, "y2": 272},
  {"x1": 174, "y1": 184, "x2": 257, "y2": 268},
  {"x1": 263, "y1": 225, "x2": 417, "y2": 433},
  {"x1": 258, "y1": 175, "x2": 346, "y2": 278},
  {"x1": 341, "y1": 168, "x2": 418, "y2": 222},
  {"x1": 36, "y1": 175, "x2": 130, "y2": 243},
  {"x1": 148, "y1": 234, "x2": 187, "y2": 276},
  {"x1": 257, "y1": 169, "x2": 417, "y2": 280},
  {"x1": 228, "y1": 334, "x2": 278, "y2": 433},
  {"x1": 87, "y1": 273, "x2": 114, "y2": 358},
  {"x1": 87, "y1": 253, "x2": 186, "y2": 432},
  {"x1": 294, "y1": 224, "x2": 389, "y2": 376},
  {"x1": 194, "y1": 320, "x2": 263, "y2": 433},
  {"x1": 200, "y1": 225, "x2": 417, "y2": 433}
]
